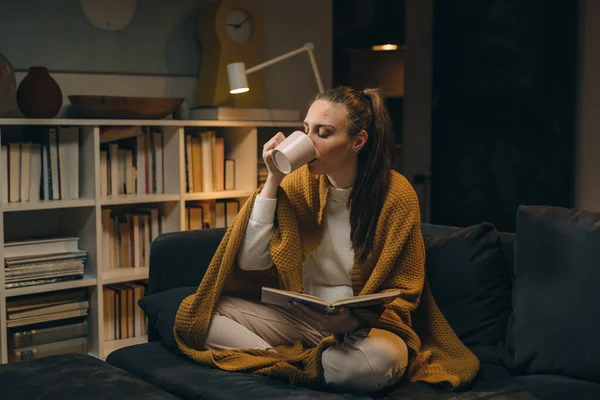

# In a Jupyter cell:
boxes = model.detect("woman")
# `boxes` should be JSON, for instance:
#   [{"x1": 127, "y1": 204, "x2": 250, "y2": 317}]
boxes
[{"x1": 174, "y1": 86, "x2": 479, "y2": 393}]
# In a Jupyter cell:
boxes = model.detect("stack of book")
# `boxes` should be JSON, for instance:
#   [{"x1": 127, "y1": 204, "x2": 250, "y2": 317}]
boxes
[
  {"x1": 4, "y1": 237, "x2": 88, "y2": 288},
  {"x1": 184, "y1": 130, "x2": 235, "y2": 193},
  {"x1": 7, "y1": 289, "x2": 89, "y2": 363},
  {"x1": 1, "y1": 126, "x2": 80, "y2": 203},
  {"x1": 101, "y1": 207, "x2": 165, "y2": 272},
  {"x1": 104, "y1": 282, "x2": 147, "y2": 340},
  {"x1": 99, "y1": 127, "x2": 164, "y2": 196},
  {"x1": 185, "y1": 199, "x2": 240, "y2": 230}
]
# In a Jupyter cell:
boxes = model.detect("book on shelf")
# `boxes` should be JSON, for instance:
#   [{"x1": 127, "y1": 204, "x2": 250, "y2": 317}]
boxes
[
  {"x1": 6, "y1": 312, "x2": 88, "y2": 330},
  {"x1": 4, "y1": 237, "x2": 81, "y2": 258},
  {"x1": 6, "y1": 289, "x2": 87, "y2": 312},
  {"x1": 6, "y1": 289, "x2": 89, "y2": 328},
  {"x1": 1, "y1": 126, "x2": 79, "y2": 203},
  {"x1": 260, "y1": 288, "x2": 402, "y2": 314},
  {"x1": 257, "y1": 158, "x2": 268, "y2": 187},
  {"x1": 189, "y1": 107, "x2": 300, "y2": 122},
  {"x1": 200, "y1": 131, "x2": 214, "y2": 192},
  {"x1": 8, "y1": 299, "x2": 89, "y2": 320},
  {"x1": 1, "y1": 145, "x2": 7, "y2": 203},
  {"x1": 99, "y1": 127, "x2": 164, "y2": 196},
  {"x1": 6, "y1": 306, "x2": 88, "y2": 328},
  {"x1": 99, "y1": 126, "x2": 143, "y2": 144},
  {"x1": 9, "y1": 337, "x2": 88, "y2": 363},
  {"x1": 4, "y1": 237, "x2": 88, "y2": 288},
  {"x1": 102, "y1": 206, "x2": 164, "y2": 271},
  {"x1": 184, "y1": 130, "x2": 234, "y2": 193},
  {"x1": 5, "y1": 275, "x2": 86, "y2": 289},
  {"x1": 8, "y1": 320, "x2": 89, "y2": 350},
  {"x1": 225, "y1": 159, "x2": 235, "y2": 190},
  {"x1": 185, "y1": 199, "x2": 240, "y2": 230},
  {"x1": 104, "y1": 282, "x2": 147, "y2": 341},
  {"x1": 5, "y1": 260, "x2": 86, "y2": 286},
  {"x1": 20, "y1": 142, "x2": 30, "y2": 202},
  {"x1": 185, "y1": 202, "x2": 204, "y2": 231},
  {"x1": 224, "y1": 199, "x2": 240, "y2": 227}
]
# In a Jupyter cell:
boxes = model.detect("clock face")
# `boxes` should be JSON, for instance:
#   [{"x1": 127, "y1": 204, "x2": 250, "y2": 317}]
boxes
[{"x1": 225, "y1": 8, "x2": 253, "y2": 44}]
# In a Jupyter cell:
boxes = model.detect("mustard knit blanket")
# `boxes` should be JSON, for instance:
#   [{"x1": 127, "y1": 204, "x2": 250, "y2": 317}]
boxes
[{"x1": 173, "y1": 166, "x2": 479, "y2": 389}]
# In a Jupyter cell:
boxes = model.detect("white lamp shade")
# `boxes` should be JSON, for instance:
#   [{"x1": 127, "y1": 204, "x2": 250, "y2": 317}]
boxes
[
  {"x1": 80, "y1": 0, "x2": 137, "y2": 31},
  {"x1": 227, "y1": 62, "x2": 249, "y2": 94}
]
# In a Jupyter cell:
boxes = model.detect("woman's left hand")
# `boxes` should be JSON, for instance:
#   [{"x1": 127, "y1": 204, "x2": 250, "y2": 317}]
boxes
[{"x1": 290, "y1": 302, "x2": 359, "y2": 334}]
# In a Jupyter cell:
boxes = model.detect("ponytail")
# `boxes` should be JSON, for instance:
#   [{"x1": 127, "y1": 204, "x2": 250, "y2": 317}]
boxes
[{"x1": 313, "y1": 86, "x2": 394, "y2": 264}]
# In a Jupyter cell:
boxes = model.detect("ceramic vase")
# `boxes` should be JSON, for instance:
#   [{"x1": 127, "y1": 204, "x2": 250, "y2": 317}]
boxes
[{"x1": 17, "y1": 66, "x2": 63, "y2": 118}]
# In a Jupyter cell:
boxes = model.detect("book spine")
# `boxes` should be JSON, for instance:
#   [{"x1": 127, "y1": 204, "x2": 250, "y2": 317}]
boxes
[
  {"x1": 10, "y1": 337, "x2": 88, "y2": 362},
  {"x1": 10, "y1": 321, "x2": 89, "y2": 349}
]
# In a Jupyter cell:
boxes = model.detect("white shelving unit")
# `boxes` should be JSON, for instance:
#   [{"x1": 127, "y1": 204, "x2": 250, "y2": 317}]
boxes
[{"x1": 0, "y1": 118, "x2": 301, "y2": 363}]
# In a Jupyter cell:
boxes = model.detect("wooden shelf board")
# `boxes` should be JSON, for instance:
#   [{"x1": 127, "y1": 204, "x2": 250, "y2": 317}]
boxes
[
  {"x1": 2, "y1": 199, "x2": 96, "y2": 212},
  {"x1": 101, "y1": 194, "x2": 180, "y2": 206},
  {"x1": 103, "y1": 335, "x2": 148, "y2": 358},
  {"x1": 0, "y1": 118, "x2": 303, "y2": 128},
  {"x1": 183, "y1": 189, "x2": 255, "y2": 201},
  {"x1": 5, "y1": 277, "x2": 98, "y2": 298},
  {"x1": 103, "y1": 267, "x2": 149, "y2": 285}
]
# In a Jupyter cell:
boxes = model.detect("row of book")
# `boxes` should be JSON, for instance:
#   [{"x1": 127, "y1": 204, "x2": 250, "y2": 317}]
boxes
[
  {"x1": 4, "y1": 236, "x2": 87, "y2": 288},
  {"x1": 1, "y1": 127, "x2": 80, "y2": 203},
  {"x1": 7, "y1": 289, "x2": 89, "y2": 363},
  {"x1": 103, "y1": 282, "x2": 147, "y2": 341},
  {"x1": 184, "y1": 130, "x2": 235, "y2": 193},
  {"x1": 101, "y1": 207, "x2": 165, "y2": 272},
  {"x1": 99, "y1": 127, "x2": 164, "y2": 196},
  {"x1": 185, "y1": 199, "x2": 240, "y2": 231}
]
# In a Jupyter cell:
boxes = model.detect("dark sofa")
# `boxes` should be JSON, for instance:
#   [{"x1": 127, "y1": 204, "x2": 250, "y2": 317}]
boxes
[{"x1": 106, "y1": 205, "x2": 600, "y2": 399}]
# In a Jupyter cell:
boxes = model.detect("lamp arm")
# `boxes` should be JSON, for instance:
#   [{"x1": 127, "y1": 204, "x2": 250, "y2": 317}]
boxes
[
  {"x1": 306, "y1": 44, "x2": 325, "y2": 94},
  {"x1": 245, "y1": 42, "x2": 325, "y2": 94}
]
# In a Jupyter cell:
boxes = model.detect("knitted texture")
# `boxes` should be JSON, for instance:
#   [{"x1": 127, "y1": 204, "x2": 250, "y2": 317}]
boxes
[{"x1": 173, "y1": 166, "x2": 480, "y2": 389}]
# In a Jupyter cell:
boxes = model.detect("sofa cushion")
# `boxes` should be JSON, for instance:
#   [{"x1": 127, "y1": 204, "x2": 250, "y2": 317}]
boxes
[
  {"x1": 106, "y1": 341, "x2": 373, "y2": 400},
  {"x1": 425, "y1": 222, "x2": 513, "y2": 364},
  {"x1": 108, "y1": 343, "x2": 600, "y2": 400},
  {"x1": 0, "y1": 353, "x2": 179, "y2": 399},
  {"x1": 389, "y1": 374, "x2": 600, "y2": 400},
  {"x1": 504, "y1": 205, "x2": 600, "y2": 382},
  {"x1": 138, "y1": 286, "x2": 196, "y2": 351}
]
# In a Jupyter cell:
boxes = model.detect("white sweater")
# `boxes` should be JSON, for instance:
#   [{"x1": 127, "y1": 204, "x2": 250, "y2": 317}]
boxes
[{"x1": 237, "y1": 186, "x2": 355, "y2": 302}]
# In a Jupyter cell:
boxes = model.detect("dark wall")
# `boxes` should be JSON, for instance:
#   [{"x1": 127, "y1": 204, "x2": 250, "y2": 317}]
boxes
[
  {"x1": 430, "y1": 0, "x2": 579, "y2": 232},
  {"x1": 332, "y1": 0, "x2": 406, "y2": 172}
]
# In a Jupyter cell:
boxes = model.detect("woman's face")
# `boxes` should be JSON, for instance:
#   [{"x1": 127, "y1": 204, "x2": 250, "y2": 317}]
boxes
[{"x1": 303, "y1": 99, "x2": 356, "y2": 178}]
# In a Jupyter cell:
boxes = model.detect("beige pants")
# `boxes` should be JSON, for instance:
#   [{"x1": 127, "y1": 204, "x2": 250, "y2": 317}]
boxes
[{"x1": 205, "y1": 296, "x2": 408, "y2": 392}]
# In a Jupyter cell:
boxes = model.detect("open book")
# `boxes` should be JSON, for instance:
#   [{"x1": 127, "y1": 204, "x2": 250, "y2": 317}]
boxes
[{"x1": 261, "y1": 287, "x2": 401, "y2": 314}]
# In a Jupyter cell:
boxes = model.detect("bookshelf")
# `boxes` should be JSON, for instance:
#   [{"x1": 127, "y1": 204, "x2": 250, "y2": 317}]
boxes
[{"x1": 0, "y1": 118, "x2": 301, "y2": 364}]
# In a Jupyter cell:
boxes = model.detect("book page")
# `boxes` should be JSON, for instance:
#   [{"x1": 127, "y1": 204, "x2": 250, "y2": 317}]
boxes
[
  {"x1": 261, "y1": 288, "x2": 402, "y2": 314},
  {"x1": 261, "y1": 287, "x2": 332, "y2": 311},
  {"x1": 332, "y1": 290, "x2": 402, "y2": 308}
]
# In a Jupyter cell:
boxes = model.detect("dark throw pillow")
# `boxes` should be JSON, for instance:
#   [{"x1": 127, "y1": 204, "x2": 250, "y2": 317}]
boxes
[
  {"x1": 503, "y1": 205, "x2": 600, "y2": 382},
  {"x1": 138, "y1": 286, "x2": 196, "y2": 351},
  {"x1": 425, "y1": 222, "x2": 513, "y2": 364}
]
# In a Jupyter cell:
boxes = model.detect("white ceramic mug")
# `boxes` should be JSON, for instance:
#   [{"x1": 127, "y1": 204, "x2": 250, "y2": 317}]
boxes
[{"x1": 271, "y1": 131, "x2": 316, "y2": 174}]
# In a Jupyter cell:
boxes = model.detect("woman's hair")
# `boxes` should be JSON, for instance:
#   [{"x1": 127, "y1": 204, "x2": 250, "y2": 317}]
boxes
[{"x1": 312, "y1": 86, "x2": 395, "y2": 265}]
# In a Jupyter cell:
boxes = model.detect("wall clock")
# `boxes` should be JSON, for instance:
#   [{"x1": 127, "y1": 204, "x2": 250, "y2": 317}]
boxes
[
  {"x1": 226, "y1": 8, "x2": 254, "y2": 44},
  {"x1": 195, "y1": 0, "x2": 266, "y2": 108}
]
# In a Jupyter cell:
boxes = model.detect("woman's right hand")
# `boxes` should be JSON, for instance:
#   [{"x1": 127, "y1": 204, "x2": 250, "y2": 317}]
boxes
[{"x1": 262, "y1": 132, "x2": 286, "y2": 185}]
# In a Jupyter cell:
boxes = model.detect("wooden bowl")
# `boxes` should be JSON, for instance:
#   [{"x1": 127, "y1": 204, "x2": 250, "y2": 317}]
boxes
[{"x1": 68, "y1": 95, "x2": 184, "y2": 119}]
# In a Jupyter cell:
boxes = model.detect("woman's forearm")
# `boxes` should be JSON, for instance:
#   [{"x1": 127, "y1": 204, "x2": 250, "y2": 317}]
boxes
[
  {"x1": 237, "y1": 195, "x2": 277, "y2": 270},
  {"x1": 259, "y1": 175, "x2": 282, "y2": 199}
]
